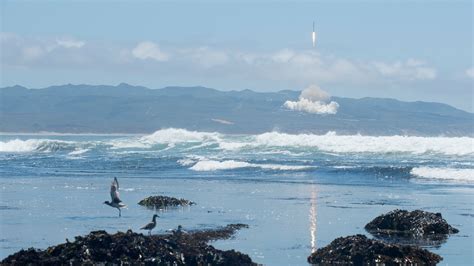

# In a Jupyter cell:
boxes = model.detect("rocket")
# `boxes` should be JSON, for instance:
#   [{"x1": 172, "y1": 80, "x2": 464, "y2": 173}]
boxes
[{"x1": 312, "y1": 21, "x2": 317, "y2": 47}]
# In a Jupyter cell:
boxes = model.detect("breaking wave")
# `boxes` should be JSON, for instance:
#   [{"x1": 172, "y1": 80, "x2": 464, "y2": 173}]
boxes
[
  {"x1": 248, "y1": 132, "x2": 473, "y2": 156},
  {"x1": 410, "y1": 167, "x2": 474, "y2": 182},
  {"x1": 189, "y1": 159, "x2": 314, "y2": 172},
  {"x1": 109, "y1": 128, "x2": 221, "y2": 149},
  {"x1": 130, "y1": 129, "x2": 474, "y2": 156},
  {"x1": 68, "y1": 149, "x2": 90, "y2": 156},
  {"x1": 0, "y1": 139, "x2": 78, "y2": 153},
  {"x1": 1, "y1": 129, "x2": 473, "y2": 157}
]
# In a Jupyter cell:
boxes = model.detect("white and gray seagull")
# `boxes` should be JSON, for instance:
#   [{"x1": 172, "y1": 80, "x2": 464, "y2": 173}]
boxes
[
  {"x1": 140, "y1": 214, "x2": 159, "y2": 235},
  {"x1": 103, "y1": 177, "x2": 126, "y2": 217}
]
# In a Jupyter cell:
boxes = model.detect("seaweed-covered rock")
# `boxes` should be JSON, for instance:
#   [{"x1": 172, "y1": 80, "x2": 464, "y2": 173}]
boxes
[
  {"x1": 188, "y1": 223, "x2": 249, "y2": 242},
  {"x1": 365, "y1": 209, "x2": 459, "y2": 235},
  {"x1": 307, "y1": 234, "x2": 442, "y2": 265},
  {"x1": 138, "y1": 195, "x2": 195, "y2": 209},
  {"x1": 365, "y1": 209, "x2": 458, "y2": 246},
  {"x1": 2, "y1": 224, "x2": 254, "y2": 266}
]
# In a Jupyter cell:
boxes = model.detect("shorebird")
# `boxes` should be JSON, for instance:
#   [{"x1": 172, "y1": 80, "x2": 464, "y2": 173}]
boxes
[
  {"x1": 174, "y1": 225, "x2": 187, "y2": 236},
  {"x1": 140, "y1": 214, "x2": 159, "y2": 235},
  {"x1": 103, "y1": 177, "x2": 126, "y2": 217}
]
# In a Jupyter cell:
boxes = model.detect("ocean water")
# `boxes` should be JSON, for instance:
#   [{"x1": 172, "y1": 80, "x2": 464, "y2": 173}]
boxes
[{"x1": 0, "y1": 128, "x2": 473, "y2": 265}]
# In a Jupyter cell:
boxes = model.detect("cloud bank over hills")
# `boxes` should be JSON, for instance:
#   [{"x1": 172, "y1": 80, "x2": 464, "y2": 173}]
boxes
[
  {"x1": 1, "y1": 33, "x2": 439, "y2": 85},
  {"x1": 3, "y1": 32, "x2": 471, "y2": 111}
]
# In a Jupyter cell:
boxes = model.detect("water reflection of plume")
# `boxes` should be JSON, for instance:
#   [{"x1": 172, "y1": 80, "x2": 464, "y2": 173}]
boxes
[{"x1": 309, "y1": 185, "x2": 317, "y2": 253}]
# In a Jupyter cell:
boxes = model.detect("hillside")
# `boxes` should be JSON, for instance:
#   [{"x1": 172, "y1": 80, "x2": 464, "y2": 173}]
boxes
[{"x1": 0, "y1": 84, "x2": 472, "y2": 136}]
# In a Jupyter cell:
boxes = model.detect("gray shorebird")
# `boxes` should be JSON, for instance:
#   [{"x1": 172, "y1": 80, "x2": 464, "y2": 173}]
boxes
[
  {"x1": 174, "y1": 225, "x2": 187, "y2": 236},
  {"x1": 140, "y1": 214, "x2": 159, "y2": 235},
  {"x1": 103, "y1": 177, "x2": 126, "y2": 217}
]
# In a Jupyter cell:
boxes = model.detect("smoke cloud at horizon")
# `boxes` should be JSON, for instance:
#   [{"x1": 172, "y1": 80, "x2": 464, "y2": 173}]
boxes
[{"x1": 284, "y1": 85, "x2": 339, "y2": 114}]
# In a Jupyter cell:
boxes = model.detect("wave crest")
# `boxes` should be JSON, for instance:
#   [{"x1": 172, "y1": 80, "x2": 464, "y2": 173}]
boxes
[
  {"x1": 2, "y1": 129, "x2": 473, "y2": 157},
  {"x1": 109, "y1": 128, "x2": 222, "y2": 149},
  {"x1": 0, "y1": 139, "x2": 77, "y2": 152},
  {"x1": 142, "y1": 128, "x2": 221, "y2": 144},
  {"x1": 189, "y1": 159, "x2": 313, "y2": 171},
  {"x1": 411, "y1": 167, "x2": 474, "y2": 182},
  {"x1": 249, "y1": 132, "x2": 473, "y2": 156}
]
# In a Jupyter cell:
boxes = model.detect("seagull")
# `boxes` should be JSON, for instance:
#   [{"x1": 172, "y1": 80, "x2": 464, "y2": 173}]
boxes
[
  {"x1": 174, "y1": 225, "x2": 187, "y2": 236},
  {"x1": 103, "y1": 177, "x2": 126, "y2": 217},
  {"x1": 140, "y1": 214, "x2": 159, "y2": 235}
]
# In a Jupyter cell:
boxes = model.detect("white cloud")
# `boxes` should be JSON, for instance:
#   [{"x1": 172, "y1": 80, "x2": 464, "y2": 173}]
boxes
[
  {"x1": 284, "y1": 85, "x2": 339, "y2": 115},
  {"x1": 1, "y1": 33, "x2": 440, "y2": 89},
  {"x1": 132, "y1": 41, "x2": 169, "y2": 62},
  {"x1": 231, "y1": 49, "x2": 370, "y2": 85},
  {"x1": 272, "y1": 49, "x2": 295, "y2": 63},
  {"x1": 186, "y1": 47, "x2": 229, "y2": 68},
  {"x1": 56, "y1": 38, "x2": 85, "y2": 48},
  {"x1": 466, "y1": 67, "x2": 474, "y2": 79},
  {"x1": 1, "y1": 33, "x2": 89, "y2": 65},
  {"x1": 372, "y1": 59, "x2": 437, "y2": 80},
  {"x1": 22, "y1": 46, "x2": 44, "y2": 60},
  {"x1": 406, "y1": 58, "x2": 424, "y2": 67}
]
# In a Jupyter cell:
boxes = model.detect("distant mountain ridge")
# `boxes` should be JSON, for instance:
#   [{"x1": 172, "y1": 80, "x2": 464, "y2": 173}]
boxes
[{"x1": 1, "y1": 84, "x2": 472, "y2": 136}]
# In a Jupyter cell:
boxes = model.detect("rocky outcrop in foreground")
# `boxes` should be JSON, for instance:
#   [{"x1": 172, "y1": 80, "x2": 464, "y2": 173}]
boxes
[
  {"x1": 307, "y1": 234, "x2": 442, "y2": 265},
  {"x1": 138, "y1": 195, "x2": 195, "y2": 209},
  {"x1": 365, "y1": 209, "x2": 458, "y2": 246},
  {"x1": 1, "y1": 224, "x2": 254, "y2": 266}
]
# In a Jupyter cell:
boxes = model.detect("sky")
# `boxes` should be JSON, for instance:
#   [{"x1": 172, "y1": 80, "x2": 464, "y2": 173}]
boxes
[{"x1": 1, "y1": 0, "x2": 473, "y2": 111}]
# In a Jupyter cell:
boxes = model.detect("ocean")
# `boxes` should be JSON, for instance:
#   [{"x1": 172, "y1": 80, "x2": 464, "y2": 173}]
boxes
[{"x1": 0, "y1": 128, "x2": 473, "y2": 265}]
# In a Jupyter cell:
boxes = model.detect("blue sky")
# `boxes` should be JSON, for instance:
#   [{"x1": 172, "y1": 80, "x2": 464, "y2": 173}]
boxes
[{"x1": 1, "y1": 0, "x2": 473, "y2": 110}]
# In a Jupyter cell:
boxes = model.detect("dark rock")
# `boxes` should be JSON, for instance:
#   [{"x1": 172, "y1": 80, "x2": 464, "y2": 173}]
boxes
[
  {"x1": 1, "y1": 224, "x2": 254, "y2": 265},
  {"x1": 187, "y1": 224, "x2": 249, "y2": 243},
  {"x1": 307, "y1": 234, "x2": 442, "y2": 265},
  {"x1": 138, "y1": 195, "x2": 195, "y2": 209},
  {"x1": 365, "y1": 209, "x2": 459, "y2": 247}
]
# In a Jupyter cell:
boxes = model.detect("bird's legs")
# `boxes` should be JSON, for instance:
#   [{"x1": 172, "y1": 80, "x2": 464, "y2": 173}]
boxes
[
  {"x1": 118, "y1": 208, "x2": 121, "y2": 217},
  {"x1": 148, "y1": 230, "x2": 151, "y2": 236}
]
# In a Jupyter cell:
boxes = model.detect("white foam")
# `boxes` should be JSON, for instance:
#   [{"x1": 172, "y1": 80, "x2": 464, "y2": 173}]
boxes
[
  {"x1": 332, "y1": 166, "x2": 356, "y2": 169},
  {"x1": 0, "y1": 139, "x2": 76, "y2": 152},
  {"x1": 68, "y1": 148, "x2": 89, "y2": 155},
  {"x1": 411, "y1": 167, "x2": 474, "y2": 182},
  {"x1": 190, "y1": 160, "x2": 250, "y2": 171},
  {"x1": 142, "y1": 128, "x2": 221, "y2": 144},
  {"x1": 247, "y1": 132, "x2": 474, "y2": 156},
  {"x1": 254, "y1": 150, "x2": 309, "y2": 156},
  {"x1": 217, "y1": 141, "x2": 248, "y2": 151},
  {"x1": 178, "y1": 158, "x2": 197, "y2": 166},
  {"x1": 108, "y1": 138, "x2": 150, "y2": 149},
  {"x1": 2, "y1": 129, "x2": 473, "y2": 157},
  {"x1": 109, "y1": 128, "x2": 222, "y2": 149},
  {"x1": 189, "y1": 159, "x2": 313, "y2": 171},
  {"x1": 97, "y1": 129, "x2": 474, "y2": 156}
]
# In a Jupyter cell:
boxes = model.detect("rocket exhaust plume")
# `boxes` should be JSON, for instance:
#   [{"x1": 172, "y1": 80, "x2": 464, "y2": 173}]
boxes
[
  {"x1": 284, "y1": 85, "x2": 339, "y2": 115},
  {"x1": 312, "y1": 21, "x2": 316, "y2": 47}
]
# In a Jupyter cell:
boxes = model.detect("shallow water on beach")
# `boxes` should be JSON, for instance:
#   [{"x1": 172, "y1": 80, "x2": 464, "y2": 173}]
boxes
[{"x1": 1, "y1": 130, "x2": 473, "y2": 265}]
